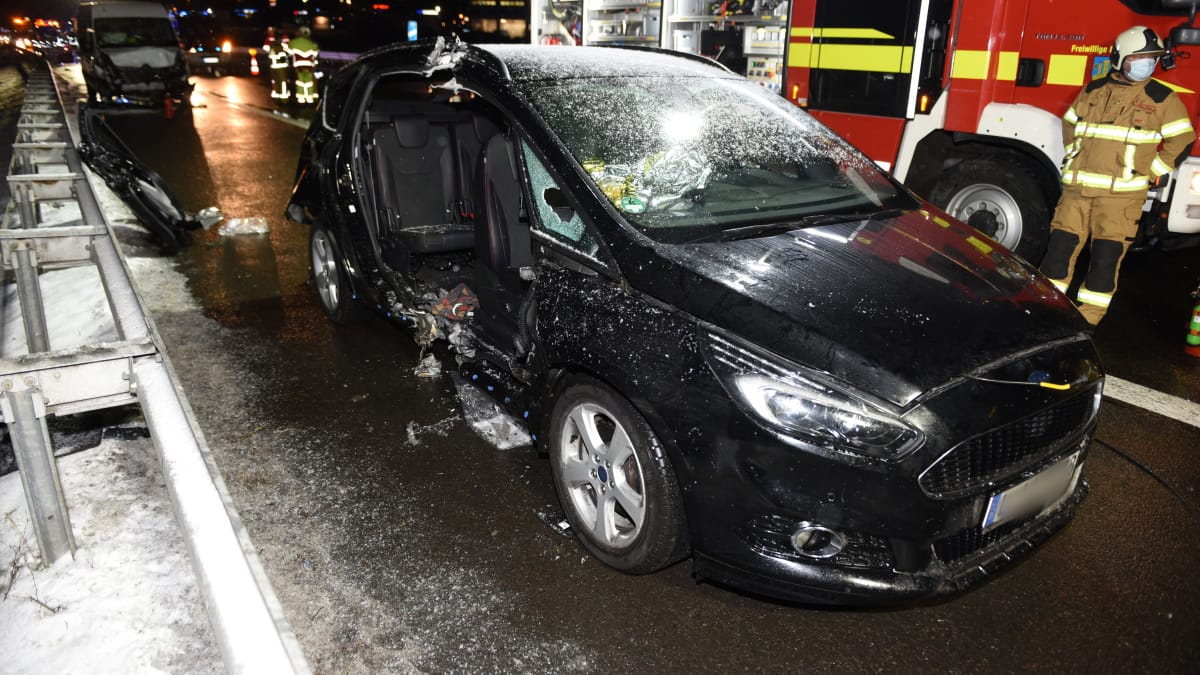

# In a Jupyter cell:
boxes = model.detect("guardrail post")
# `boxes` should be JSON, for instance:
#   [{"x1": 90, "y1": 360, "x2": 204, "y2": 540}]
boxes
[
  {"x1": 11, "y1": 180, "x2": 37, "y2": 230},
  {"x1": 1, "y1": 386, "x2": 76, "y2": 564},
  {"x1": 10, "y1": 242, "x2": 51, "y2": 353}
]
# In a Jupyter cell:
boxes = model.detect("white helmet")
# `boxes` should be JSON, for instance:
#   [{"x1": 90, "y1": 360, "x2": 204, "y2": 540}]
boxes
[{"x1": 1113, "y1": 26, "x2": 1165, "y2": 70}]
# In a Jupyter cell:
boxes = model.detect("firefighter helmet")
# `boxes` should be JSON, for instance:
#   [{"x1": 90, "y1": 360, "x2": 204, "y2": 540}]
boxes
[
  {"x1": 298, "y1": 26, "x2": 312, "y2": 38},
  {"x1": 1113, "y1": 26, "x2": 1166, "y2": 70}
]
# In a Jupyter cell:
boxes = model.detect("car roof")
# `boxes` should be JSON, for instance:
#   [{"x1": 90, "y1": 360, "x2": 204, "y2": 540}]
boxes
[
  {"x1": 348, "y1": 39, "x2": 736, "y2": 84},
  {"x1": 474, "y1": 44, "x2": 738, "y2": 83}
]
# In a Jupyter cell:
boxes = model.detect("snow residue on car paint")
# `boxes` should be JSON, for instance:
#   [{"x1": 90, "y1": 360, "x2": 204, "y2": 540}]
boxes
[{"x1": 479, "y1": 45, "x2": 739, "y2": 82}]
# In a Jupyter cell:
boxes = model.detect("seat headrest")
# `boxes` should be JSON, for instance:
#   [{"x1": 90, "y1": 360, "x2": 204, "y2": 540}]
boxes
[
  {"x1": 394, "y1": 119, "x2": 430, "y2": 148},
  {"x1": 473, "y1": 114, "x2": 501, "y2": 144},
  {"x1": 485, "y1": 133, "x2": 518, "y2": 180}
]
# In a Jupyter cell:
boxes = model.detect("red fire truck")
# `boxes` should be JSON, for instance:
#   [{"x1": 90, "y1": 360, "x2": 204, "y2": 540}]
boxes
[{"x1": 783, "y1": 0, "x2": 1200, "y2": 261}]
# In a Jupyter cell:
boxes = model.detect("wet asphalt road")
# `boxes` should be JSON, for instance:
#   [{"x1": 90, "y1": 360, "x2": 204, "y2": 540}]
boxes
[{"x1": 83, "y1": 74, "x2": 1200, "y2": 672}]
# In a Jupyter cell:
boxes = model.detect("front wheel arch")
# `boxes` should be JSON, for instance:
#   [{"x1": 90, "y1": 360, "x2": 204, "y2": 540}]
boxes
[{"x1": 547, "y1": 374, "x2": 690, "y2": 574}]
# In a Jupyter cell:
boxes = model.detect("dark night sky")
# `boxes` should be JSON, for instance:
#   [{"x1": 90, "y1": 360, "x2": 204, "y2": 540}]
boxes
[{"x1": 1, "y1": 0, "x2": 89, "y2": 23}]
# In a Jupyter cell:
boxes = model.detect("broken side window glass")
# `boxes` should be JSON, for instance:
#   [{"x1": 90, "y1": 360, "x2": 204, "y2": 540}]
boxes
[{"x1": 520, "y1": 141, "x2": 599, "y2": 256}]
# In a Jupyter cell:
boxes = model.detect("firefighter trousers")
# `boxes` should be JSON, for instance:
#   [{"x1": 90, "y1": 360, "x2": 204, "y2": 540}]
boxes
[
  {"x1": 294, "y1": 67, "x2": 317, "y2": 105},
  {"x1": 270, "y1": 70, "x2": 289, "y2": 101},
  {"x1": 1039, "y1": 186, "x2": 1143, "y2": 325}
]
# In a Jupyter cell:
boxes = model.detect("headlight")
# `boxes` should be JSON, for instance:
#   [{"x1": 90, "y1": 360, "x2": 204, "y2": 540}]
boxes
[{"x1": 704, "y1": 332, "x2": 924, "y2": 460}]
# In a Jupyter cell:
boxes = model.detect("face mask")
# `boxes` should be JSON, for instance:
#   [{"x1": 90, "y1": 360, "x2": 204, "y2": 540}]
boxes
[{"x1": 1125, "y1": 58, "x2": 1157, "y2": 82}]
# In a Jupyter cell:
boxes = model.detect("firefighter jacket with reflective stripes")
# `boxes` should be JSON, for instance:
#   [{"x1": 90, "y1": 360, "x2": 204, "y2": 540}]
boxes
[
  {"x1": 286, "y1": 36, "x2": 319, "y2": 69},
  {"x1": 268, "y1": 41, "x2": 289, "y2": 69},
  {"x1": 1061, "y1": 75, "x2": 1196, "y2": 197}
]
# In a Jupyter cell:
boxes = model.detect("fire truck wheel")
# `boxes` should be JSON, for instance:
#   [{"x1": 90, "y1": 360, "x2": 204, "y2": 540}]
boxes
[{"x1": 929, "y1": 158, "x2": 1050, "y2": 262}]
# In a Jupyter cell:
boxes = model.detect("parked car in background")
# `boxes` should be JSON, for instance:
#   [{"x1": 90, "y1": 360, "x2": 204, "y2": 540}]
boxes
[
  {"x1": 178, "y1": 12, "x2": 235, "y2": 77},
  {"x1": 76, "y1": 0, "x2": 191, "y2": 106},
  {"x1": 287, "y1": 39, "x2": 1103, "y2": 605}
]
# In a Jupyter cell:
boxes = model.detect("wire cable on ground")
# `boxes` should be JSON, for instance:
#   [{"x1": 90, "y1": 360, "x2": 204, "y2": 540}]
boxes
[{"x1": 1093, "y1": 436, "x2": 1200, "y2": 530}]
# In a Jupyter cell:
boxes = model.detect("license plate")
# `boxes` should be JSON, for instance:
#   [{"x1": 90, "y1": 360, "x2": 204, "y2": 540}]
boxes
[
  {"x1": 982, "y1": 451, "x2": 1082, "y2": 532},
  {"x1": 202, "y1": 57, "x2": 219, "y2": 64}
]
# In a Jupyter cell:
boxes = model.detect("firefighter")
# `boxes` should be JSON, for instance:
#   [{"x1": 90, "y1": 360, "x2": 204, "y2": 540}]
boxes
[
  {"x1": 287, "y1": 26, "x2": 319, "y2": 105},
  {"x1": 267, "y1": 30, "x2": 291, "y2": 103},
  {"x1": 1040, "y1": 26, "x2": 1196, "y2": 327}
]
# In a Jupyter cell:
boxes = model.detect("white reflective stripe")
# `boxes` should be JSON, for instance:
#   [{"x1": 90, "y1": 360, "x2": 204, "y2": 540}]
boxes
[
  {"x1": 1074, "y1": 121, "x2": 1161, "y2": 144},
  {"x1": 288, "y1": 49, "x2": 318, "y2": 58},
  {"x1": 1152, "y1": 155, "x2": 1173, "y2": 176},
  {"x1": 1063, "y1": 170, "x2": 1150, "y2": 191},
  {"x1": 1123, "y1": 145, "x2": 1136, "y2": 180},
  {"x1": 1161, "y1": 117, "x2": 1194, "y2": 138},
  {"x1": 1077, "y1": 288, "x2": 1112, "y2": 307},
  {"x1": 1064, "y1": 107, "x2": 1080, "y2": 124},
  {"x1": 1050, "y1": 278, "x2": 1070, "y2": 293},
  {"x1": 293, "y1": 59, "x2": 314, "y2": 68},
  {"x1": 1063, "y1": 140, "x2": 1081, "y2": 172}
]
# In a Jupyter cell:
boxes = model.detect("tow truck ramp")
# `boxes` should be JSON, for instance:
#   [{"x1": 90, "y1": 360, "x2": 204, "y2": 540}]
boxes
[{"x1": 1, "y1": 60, "x2": 309, "y2": 674}]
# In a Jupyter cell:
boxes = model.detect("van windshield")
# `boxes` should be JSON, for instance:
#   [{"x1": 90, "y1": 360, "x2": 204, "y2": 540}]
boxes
[
  {"x1": 526, "y1": 76, "x2": 916, "y2": 243},
  {"x1": 94, "y1": 18, "x2": 178, "y2": 48}
]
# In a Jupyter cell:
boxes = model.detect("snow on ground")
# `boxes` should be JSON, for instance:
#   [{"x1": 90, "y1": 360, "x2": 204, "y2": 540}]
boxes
[
  {"x1": 0, "y1": 433, "x2": 220, "y2": 675},
  {"x1": 1, "y1": 66, "x2": 220, "y2": 673}
]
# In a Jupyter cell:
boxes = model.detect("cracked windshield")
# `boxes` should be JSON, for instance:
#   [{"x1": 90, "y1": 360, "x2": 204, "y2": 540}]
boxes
[{"x1": 528, "y1": 76, "x2": 913, "y2": 243}]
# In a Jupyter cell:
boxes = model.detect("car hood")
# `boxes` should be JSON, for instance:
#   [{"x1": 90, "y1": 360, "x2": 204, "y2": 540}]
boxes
[{"x1": 626, "y1": 208, "x2": 1086, "y2": 407}]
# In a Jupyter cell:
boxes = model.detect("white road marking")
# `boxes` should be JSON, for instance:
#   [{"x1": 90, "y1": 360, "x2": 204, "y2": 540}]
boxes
[{"x1": 1104, "y1": 376, "x2": 1200, "y2": 429}]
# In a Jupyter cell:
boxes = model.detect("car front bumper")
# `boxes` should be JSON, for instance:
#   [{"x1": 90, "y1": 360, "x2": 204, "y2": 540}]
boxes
[{"x1": 691, "y1": 477, "x2": 1088, "y2": 605}]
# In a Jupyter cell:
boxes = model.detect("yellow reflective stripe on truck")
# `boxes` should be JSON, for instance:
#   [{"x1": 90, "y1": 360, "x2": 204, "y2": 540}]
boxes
[
  {"x1": 951, "y1": 50, "x2": 992, "y2": 79},
  {"x1": 1047, "y1": 54, "x2": 1088, "y2": 86},
  {"x1": 788, "y1": 44, "x2": 915, "y2": 72},
  {"x1": 788, "y1": 27, "x2": 910, "y2": 72},
  {"x1": 954, "y1": 51, "x2": 1088, "y2": 85},
  {"x1": 790, "y1": 27, "x2": 895, "y2": 40}
]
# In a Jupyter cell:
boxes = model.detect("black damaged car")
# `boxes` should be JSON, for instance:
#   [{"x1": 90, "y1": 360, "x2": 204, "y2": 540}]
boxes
[{"x1": 286, "y1": 38, "x2": 1103, "y2": 604}]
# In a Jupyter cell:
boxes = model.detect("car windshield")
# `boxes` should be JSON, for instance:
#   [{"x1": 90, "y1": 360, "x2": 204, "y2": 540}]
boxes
[
  {"x1": 94, "y1": 18, "x2": 178, "y2": 48},
  {"x1": 526, "y1": 76, "x2": 916, "y2": 243}
]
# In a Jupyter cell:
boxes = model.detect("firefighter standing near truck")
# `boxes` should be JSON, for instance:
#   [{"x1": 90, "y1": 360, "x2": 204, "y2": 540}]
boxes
[
  {"x1": 1040, "y1": 26, "x2": 1196, "y2": 326},
  {"x1": 288, "y1": 26, "x2": 320, "y2": 105},
  {"x1": 267, "y1": 31, "x2": 291, "y2": 103}
]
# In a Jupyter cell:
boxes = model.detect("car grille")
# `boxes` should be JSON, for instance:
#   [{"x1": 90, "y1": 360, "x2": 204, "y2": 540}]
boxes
[
  {"x1": 919, "y1": 389, "x2": 1097, "y2": 498},
  {"x1": 933, "y1": 521, "x2": 1023, "y2": 564},
  {"x1": 742, "y1": 515, "x2": 894, "y2": 570}
]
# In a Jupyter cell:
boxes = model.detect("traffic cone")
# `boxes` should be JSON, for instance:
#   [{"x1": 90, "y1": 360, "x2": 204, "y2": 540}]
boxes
[
  {"x1": 249, "y1": 48, "x2": 259, "y2": 76},
  {"x1": 1187, "y1": 291, "x2": 1200, "y2": 358}
]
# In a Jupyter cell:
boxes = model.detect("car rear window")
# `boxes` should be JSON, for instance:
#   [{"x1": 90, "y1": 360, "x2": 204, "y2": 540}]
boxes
[{"x1": 526, "y1": 76, "x2": 913, "y2": 243}]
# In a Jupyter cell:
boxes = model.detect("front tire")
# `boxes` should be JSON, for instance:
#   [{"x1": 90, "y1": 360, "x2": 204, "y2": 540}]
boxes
[
  {"x1": 929, "y1": 157, "x2": 1051, "y2": 262},
  {"x1": 310, "y1": 226, "x2": 366, "y2": 323},
  {"x1": 549, "y1": 377, "x2": 687, "y2": 574}
]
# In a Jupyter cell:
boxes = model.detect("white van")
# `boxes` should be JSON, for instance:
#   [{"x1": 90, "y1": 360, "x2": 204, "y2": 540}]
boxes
[{"x1": 76, "y1": 1, "x2": 191, "y2": 105}]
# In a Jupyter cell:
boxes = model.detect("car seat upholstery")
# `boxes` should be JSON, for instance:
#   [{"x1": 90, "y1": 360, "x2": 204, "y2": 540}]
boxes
[
  {"x1": 370, "y1": 117, "x2": 474, "y2": 254},
  {"x1": 477, "y1": 133, "x2": 532, "y2": 272}
]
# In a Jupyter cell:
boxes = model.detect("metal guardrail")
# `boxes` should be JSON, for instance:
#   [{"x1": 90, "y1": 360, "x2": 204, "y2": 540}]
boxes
[{"x1": 1, "y1": 60, "x2": 310, "y2": 674}]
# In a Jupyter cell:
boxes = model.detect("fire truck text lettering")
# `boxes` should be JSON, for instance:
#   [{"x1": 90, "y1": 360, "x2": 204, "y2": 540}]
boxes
[{"x1": 1036, "y1": 32, "x2": 1086, "y2": 41}]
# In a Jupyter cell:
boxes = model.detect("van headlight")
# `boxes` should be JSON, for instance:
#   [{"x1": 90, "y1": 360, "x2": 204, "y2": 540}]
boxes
[{"x1": 704, "y1": 332, "x2": 924, "y2": 460}]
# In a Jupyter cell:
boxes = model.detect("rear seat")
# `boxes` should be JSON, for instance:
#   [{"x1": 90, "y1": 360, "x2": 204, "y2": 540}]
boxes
[{"x1": 370, "y1": 117, "x2": 474, "y2": 254}]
